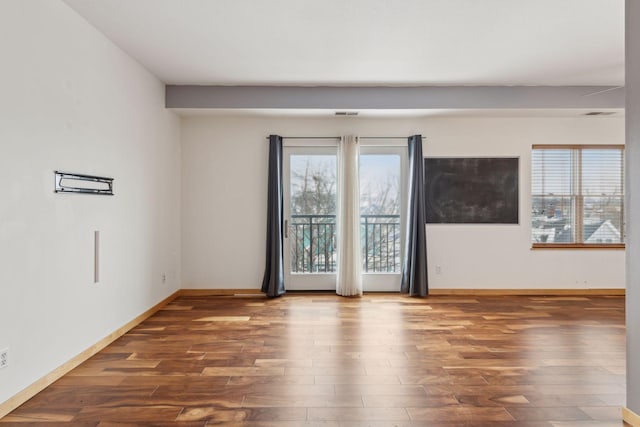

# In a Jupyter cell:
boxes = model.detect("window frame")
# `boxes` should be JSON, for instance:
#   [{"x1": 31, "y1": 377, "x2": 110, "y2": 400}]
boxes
[{"x1": 531, "y1": 144, "x2": 625, "y2": 250}]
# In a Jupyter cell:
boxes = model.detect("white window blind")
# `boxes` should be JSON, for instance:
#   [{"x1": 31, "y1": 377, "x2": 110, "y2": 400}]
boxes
[{"x1": 531, "y1": 145, "x2": 624, "y2": 247}]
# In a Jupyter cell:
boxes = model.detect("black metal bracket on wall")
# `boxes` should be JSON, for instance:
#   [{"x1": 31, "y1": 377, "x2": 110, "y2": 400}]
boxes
[{"x1": 54, "y1": 171, "x2": 114, "y2": 195}]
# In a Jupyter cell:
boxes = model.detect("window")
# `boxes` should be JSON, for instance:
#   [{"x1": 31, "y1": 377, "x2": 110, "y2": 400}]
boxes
[{"x1": 531, "y1": 145, "x2": 624, "y2": 248}]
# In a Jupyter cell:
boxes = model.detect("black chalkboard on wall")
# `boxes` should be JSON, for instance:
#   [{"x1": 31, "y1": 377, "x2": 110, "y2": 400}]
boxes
[{"x1": 424, "y1": 157, "x2": 519, "y2": 224}]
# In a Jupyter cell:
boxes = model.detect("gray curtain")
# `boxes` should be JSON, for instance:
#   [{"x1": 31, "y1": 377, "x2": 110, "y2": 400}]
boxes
[
  {"x1": 261, "y1": 135, "x2": 286, "y2": 297},
  {"x1": 401, "y1": 135, "x2": 429, "y2": 296}
]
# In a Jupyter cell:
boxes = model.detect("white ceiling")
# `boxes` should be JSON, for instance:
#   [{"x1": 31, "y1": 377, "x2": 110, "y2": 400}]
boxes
[{"x1": 62, "y1": 0, "x2": 624, "y2": 86}]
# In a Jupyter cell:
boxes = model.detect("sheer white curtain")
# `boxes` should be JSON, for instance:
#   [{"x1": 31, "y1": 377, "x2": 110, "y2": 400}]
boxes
[{"x1": 336, "y1": 135, "x2": 363, "y2": 296}]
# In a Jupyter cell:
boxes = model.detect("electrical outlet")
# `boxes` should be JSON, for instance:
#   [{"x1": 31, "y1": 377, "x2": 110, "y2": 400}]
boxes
[
  {"x1": 162, "y1": 273, "x2": 166, "y2": 283},
  {"x1": 0, "y1": 348, "x2": 8, "y2": 369},
  {"x1": 435, "y1": 265, "x2": 442, "y2": 275}
]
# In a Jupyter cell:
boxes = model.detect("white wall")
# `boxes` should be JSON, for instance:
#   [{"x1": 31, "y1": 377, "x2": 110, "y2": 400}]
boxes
[
  {"x1": 0, "y1": 0, "x2": 181, "y2": 405},
  {"x1": 181, "y1": 114, "x2": 624, "y2": 290}
]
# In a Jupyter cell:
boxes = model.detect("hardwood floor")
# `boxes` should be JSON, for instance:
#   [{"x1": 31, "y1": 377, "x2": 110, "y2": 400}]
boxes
[{"x1": 1, "y1": 294, "x2": 628, "y2": 426}]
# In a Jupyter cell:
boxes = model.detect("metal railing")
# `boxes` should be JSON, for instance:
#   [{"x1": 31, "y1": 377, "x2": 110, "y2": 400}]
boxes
[
  {"x1": 361, "y1": 214, "x2": 401, "y2": 273},
  {"x1": 289, "y1": 214, "x2": 401, "y2": 273},
  {"x1": 289, "y1": 214, "x2": 336, "y2": 273}
]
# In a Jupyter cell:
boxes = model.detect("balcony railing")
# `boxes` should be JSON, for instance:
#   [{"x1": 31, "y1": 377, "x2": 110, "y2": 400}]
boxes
[{"x1": 289, "y1": 214, "x2": 401, "y2": 274}]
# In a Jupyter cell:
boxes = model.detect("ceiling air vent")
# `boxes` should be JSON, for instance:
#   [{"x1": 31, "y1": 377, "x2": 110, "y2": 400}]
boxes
[
  {"x1": 584, "y1": 111, "x2": 616, "y2": 116},
  {"x1": 335, "y1": 111, "x2": 359, "y2": 116}
]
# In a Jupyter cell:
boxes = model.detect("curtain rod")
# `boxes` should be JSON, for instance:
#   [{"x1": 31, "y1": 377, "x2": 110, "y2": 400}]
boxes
[
  {"x1": 361, "y1": 136, "x2": 421, "y2": 140},
  {"x1": 265, "y1": 136, "x2": 423, "y2": 140},
  {"x1": 265, "y1": 136, "x2": 340, "y2": 140}
]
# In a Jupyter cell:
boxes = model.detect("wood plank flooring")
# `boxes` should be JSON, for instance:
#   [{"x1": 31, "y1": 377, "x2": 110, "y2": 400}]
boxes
[{"x1": 1, "y1": 294, "x2": 628, "y2": 426}]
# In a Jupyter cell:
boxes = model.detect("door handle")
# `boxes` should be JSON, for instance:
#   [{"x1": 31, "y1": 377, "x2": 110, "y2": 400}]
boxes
[{"x1": 284, "y1": 219, "x2": 288, "y2": 238}]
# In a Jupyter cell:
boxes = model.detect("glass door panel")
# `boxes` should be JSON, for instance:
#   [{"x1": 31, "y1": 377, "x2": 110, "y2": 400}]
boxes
[
  {"x1": 283, "y1": 146, "x2": 338, "y2": 290},
  {"x1": 359, "y1": 146, "x2": 406, "y2": 291}
]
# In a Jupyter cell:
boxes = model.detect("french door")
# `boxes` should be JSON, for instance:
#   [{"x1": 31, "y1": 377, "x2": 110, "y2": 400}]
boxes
[
  {"x1": 359, "y1": 145, "x2": 406, "y2": 291},
  {"x1": 283, "y1": 143, "x2": 406, "y2": 291},
  {"x1": 283, "y1": 145, "x2": 338, "y2": 290}
]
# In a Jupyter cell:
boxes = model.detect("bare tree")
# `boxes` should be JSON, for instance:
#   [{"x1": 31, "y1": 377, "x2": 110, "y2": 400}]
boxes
[
  {"x1": 289, "y1": 157, "x2": 401, "y2": 272},
  {"x1": 290, "y1": 158, "x2": 336, "y2": 215}
]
